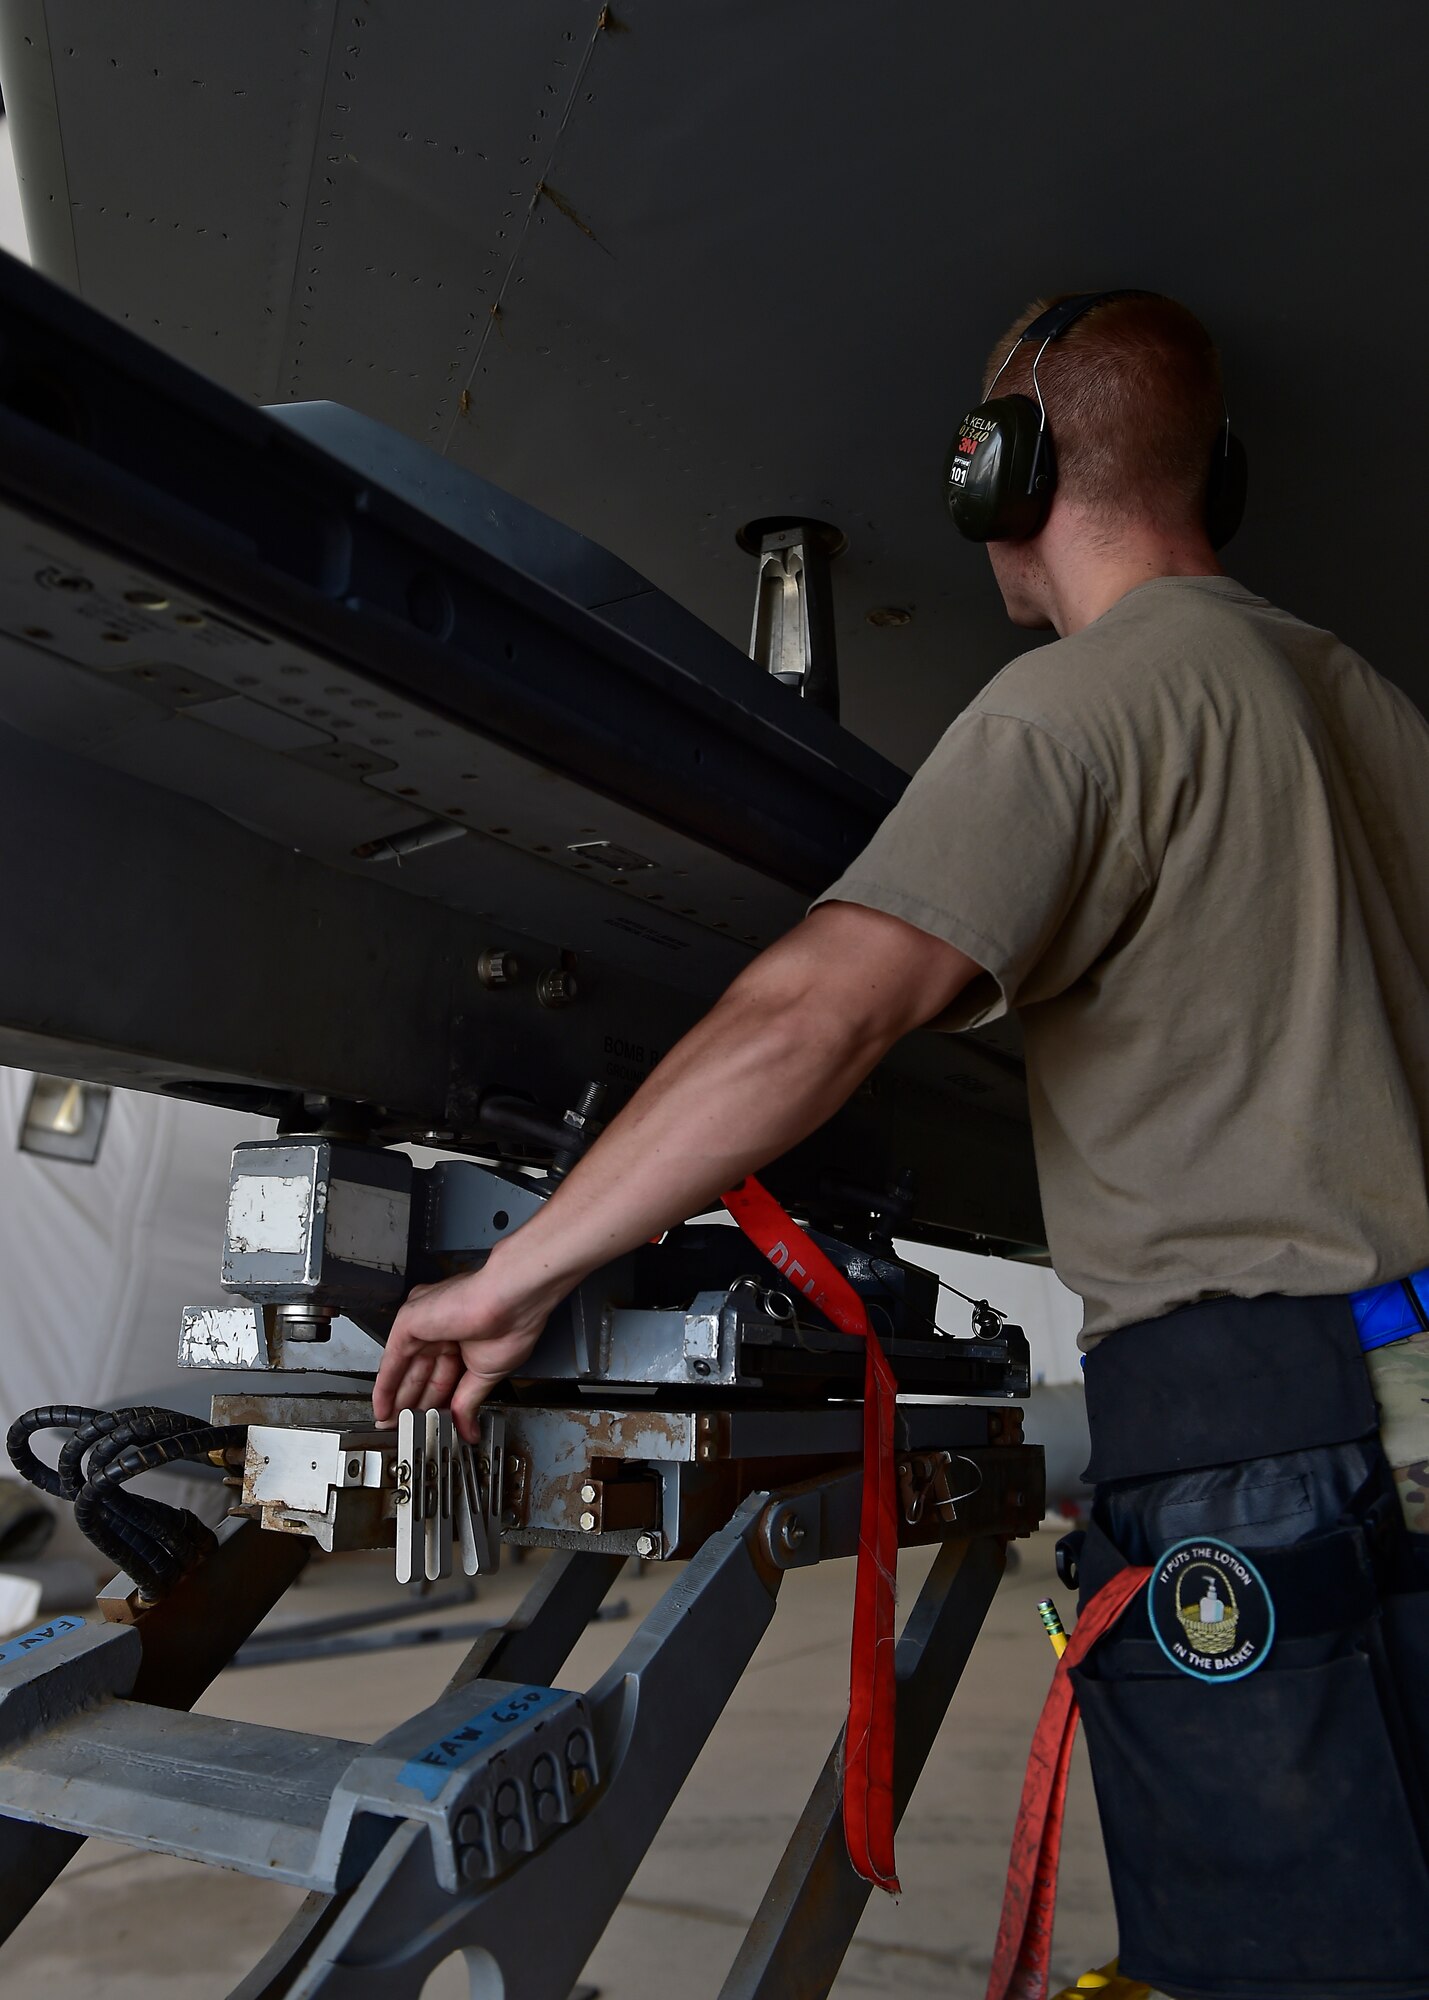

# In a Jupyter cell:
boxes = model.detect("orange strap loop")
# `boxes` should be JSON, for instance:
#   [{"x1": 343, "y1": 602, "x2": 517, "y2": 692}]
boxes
[
  {"x1": 984, "y1": 1564, "x2": 1152, "y2": 2000},
  {"x1": 721, "y1": 1176, "x2": 903, "y2": 1893}
]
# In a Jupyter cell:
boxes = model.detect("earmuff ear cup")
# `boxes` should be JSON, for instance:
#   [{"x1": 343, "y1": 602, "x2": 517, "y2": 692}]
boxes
[
  {"x1": 1206, "y1": 430, "x2": 1248, "y2": 551},
  {"x1": 945, "y1": 394, "x2": 1055, "y2": 542}
]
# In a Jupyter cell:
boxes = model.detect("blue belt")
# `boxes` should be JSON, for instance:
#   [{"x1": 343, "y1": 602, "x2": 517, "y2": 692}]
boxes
[{"x1": 1351, "y1": 1269, "x2": 1429, "y2": 1352}]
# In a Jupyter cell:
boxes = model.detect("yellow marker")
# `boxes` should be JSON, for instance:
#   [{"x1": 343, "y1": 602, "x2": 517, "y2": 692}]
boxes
[
  {"x1": 1052, "y1": 1962, "x2": 1152, "y2": 2000},
  {"x1": 1037, "y1": 1597, "x2": 1068, "y2": 1657}
]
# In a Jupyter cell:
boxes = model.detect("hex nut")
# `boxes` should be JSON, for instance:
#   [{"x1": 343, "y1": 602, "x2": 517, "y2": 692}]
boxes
[
  {"x1": 478, "y1": 949, "x2": 518, "y2": 989},
  {"x1": 536, "y1": 968, "x2": 578, "y2": 1009},
  {"x1": 579, "y1": 1482, "x2": 597, "y2": 1505},
  {"x1": 635, "y1": 1534, "x2": 657, "y2": 1559},
  {"x1": 579, "y1": 1510, "x2": 597, "y2": 1532}
]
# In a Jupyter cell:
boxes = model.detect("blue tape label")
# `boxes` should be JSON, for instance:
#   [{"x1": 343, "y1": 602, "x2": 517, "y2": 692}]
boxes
[
  {"x1": 0, "y1": 1615, "x2": 86, "y2": 1672},
  {"x1": 398, "y1": 1684, "x2": 569, "y2": 1800}
]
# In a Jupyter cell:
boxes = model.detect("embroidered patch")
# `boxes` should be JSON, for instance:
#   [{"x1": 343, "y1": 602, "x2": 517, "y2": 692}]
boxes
[{"x1": 1147, "y1": 1537, "x2": 1274, "y2": 1682}]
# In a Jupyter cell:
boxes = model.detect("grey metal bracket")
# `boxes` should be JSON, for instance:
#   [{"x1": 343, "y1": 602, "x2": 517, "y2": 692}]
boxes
[
  {"x1": 229, "y1": 1548, "x2": 629, "y2": 2000},
  {"x1": 0, "y1": 1616, "x2": 140, "y2": 1751},
  {"x1": 317, "y1": 1678, "x2": 599, "y2": 1897},
  {"x1": 226, "y1": 1492, "x2": 784, "y2": 1999}
]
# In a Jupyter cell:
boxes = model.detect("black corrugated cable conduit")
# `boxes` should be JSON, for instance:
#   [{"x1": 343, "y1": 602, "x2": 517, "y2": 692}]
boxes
[{"x1": 6, "y1": 1406, "x2": 248, "y2": 1600}]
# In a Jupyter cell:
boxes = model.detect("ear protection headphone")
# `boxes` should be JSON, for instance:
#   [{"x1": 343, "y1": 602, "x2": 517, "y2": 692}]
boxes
[{"x1": 944, "y1": 289, "x2": 1247, "y2": 548}]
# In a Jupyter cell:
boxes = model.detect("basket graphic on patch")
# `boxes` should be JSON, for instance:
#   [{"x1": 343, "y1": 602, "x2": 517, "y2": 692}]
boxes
[
  {"x1": 1175, "y1": 1566, "x2": 1240, "y2": 1655},
  {"x1": 1149, "y1": 1538, "x2": 1273, "y2": 1682}
]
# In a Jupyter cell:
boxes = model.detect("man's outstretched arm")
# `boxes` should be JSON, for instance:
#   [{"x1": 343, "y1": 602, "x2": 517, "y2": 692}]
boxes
[{"x1": 372, "y1": 899, "x2": 982, "y2": 1436}]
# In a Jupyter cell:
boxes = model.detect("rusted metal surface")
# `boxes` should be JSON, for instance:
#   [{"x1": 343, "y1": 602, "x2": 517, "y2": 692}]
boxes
[{"x1": 210, "y1": 1393, "x2": 375, "y2": 1429}]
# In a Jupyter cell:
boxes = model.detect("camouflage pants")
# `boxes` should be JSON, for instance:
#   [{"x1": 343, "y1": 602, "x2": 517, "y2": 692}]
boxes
[{"x1": 1366, "y1": 1329, "x2": 1429, "y2": 1534}]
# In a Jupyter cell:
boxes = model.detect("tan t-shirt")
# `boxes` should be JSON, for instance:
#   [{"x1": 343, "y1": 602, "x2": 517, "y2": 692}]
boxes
[{"x1": 818, "y1": 576, "x2": 1429, "y2": 1342}]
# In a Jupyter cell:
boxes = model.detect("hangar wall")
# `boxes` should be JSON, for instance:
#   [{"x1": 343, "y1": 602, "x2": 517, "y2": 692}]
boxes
[{"x1": 0, "y1": 1067, "x2": 267, "y2": 1424}]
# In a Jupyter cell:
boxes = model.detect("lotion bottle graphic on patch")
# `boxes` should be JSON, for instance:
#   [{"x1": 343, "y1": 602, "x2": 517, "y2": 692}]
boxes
[{"x1": 1198, "y1": 1577, "x2": 1225, "y2": 1624}]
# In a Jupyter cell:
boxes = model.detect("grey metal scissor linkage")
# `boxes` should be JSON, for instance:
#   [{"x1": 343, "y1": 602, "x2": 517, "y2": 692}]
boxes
[{"x1": 0, "y1": 1461, "x2": 1020, "y2": 1999}]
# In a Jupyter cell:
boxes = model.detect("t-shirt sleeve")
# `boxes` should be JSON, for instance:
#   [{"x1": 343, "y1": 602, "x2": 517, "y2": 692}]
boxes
[{"x1": 813, "y1": 709, "x2": 1150, "y2": 1029}]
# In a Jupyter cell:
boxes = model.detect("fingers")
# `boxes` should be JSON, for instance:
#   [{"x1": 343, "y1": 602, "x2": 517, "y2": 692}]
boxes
[
  {"x1": 373, "y1": 1280, "x2": 471, "y2": 1422},
  {"x1": 451, "y1": 1365, "x2": 506, "y2": 1443},
  {"x1": 372, "y1": 1328, "x2": 415, "y2": 1425},
  {"x1": 373, "y1": 1265, "x2": 553, "y2": 1434},
  {"x1": 374, "y1": 1330, "x2": 451, "y2": 1426},
  {"x1": 424, "y1": 1347, "x2": 464, "y2": 1410}
]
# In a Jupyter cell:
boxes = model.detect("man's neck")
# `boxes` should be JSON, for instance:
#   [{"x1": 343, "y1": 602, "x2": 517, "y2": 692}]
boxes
[{"x1": 1042, "y1": 518, "x2": 1223, "y2": 637}]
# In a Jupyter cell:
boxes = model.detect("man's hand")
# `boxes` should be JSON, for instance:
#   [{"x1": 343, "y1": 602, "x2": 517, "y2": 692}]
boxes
[
  {"x1": 371, "y1": 901, "x2": 982, "y2": 1436},
  {"x1": 373, "y1": 1254, "x2": 570, "y2": 1441}
]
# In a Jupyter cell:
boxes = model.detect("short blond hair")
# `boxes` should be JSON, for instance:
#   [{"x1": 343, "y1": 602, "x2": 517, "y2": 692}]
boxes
[{"x1": 984, "y1": 293, "x2": 1225, "y2": 529}]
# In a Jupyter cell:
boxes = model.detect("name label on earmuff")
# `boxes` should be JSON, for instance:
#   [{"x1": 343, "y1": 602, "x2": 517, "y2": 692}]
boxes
[{"x1": 948, "y1": 412, "x2": 995, "y2": 489}]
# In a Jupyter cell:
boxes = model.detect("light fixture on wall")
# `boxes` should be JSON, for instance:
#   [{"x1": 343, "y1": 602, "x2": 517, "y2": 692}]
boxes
[{"x1": 18, "y1": 1075, "x2": 111, "y2": 1165}]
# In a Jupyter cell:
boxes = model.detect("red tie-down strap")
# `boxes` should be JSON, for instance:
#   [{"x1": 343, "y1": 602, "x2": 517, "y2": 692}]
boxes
[
  {"x1": 984, "y1": 1563, "x2": 1152, "y2": 2000},
  {"x1": 721, "y1": 1176, "x2": 903, "y2": 1893}
]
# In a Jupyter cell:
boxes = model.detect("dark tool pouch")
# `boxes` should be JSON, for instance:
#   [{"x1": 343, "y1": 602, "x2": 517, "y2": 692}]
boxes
[{"x1": 1071, "y1": 1512, "x2": 1429, "y2": 2000}]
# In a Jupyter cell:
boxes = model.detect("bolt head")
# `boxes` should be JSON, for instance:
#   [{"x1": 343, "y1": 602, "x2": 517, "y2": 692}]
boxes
[
  {"x1": 635, "y1": 1534, "x2": 657, "y2": 1559},
  {"x1": 478, "y1": 949, "x2": 518, "y2": 989},
  {"x1": 579, "y1": 1510, "x2": 597, "y2": 1532},
  {"x1": 536, "y1": 967, "x2": 578, "y2": 1009},
  {"x1": 579, "y1": 1482, "x2": 597, "y2": 1504}
]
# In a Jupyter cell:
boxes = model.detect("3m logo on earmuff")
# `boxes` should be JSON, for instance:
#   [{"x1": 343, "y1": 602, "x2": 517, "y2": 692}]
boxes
[{"x1": 948, "y1": 413, "x2": 994, "y2": 490}]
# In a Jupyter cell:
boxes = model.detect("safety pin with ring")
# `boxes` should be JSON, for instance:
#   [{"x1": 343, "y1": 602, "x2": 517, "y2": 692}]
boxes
[
  {"x1": 726, "y1": 1275, "x2": 796, "y2": 1325},
  {"x1": 902, "y1": 1452, "x2": 983, "y2": 1526}
]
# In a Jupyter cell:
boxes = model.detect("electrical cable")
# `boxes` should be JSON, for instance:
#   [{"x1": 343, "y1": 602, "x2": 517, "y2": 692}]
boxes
[
  {"x1": 6, "y1": 1405, "x2": 247, "y2": 1600},
  {"x1": 58, "y1": 1406, "x2": 199, "y2": 1499},
  {"x1": 6, "y1": 1404, "x2": 96, "y2": 1498}
]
